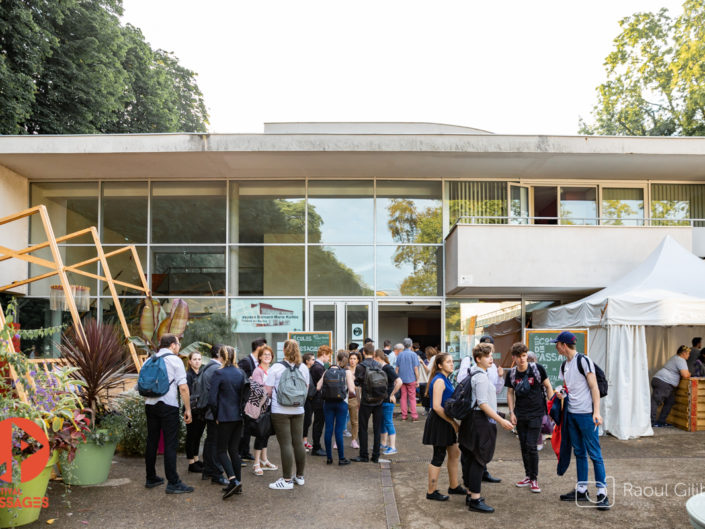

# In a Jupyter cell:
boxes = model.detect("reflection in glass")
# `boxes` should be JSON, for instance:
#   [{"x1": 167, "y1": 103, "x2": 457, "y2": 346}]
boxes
[
  {"x1": 376, "y1": 181, "x2": 441, "y2": 243},
  {"x1": 601, "y1": 188, "x2": 644, "y2": 226},
  {"x1": 307, "y1": 181, "x2": 373, "y2": 243},
  {"x1": 29, "y1": 246, "x2": 97, "y2": 297},
  {"x1": 313, "y1": 304, "x2": 336, "y2": 348},
  {"x1": 448, "y1": 181, "x2": 507, "y2": 225},
  {"x1": 230, "y1": 181, "x2": 305, "y2": 243},
  {"x1": 376, "y1": 245, "x2": 441, "y2": 296},
  {"x1": 509, "y1": 186, "x2": 529, "y2": 224},
  {"x1": 103, "y1": 182, "x2": 148, "y2": 243},
  {"x1": 99, "y1": 246, "x2": 147, "y2": 296},
  {"x1": 151, "y1": 246, "x2": 225, "y2": 296},
  {"x1": 560, "y1": 187, "x2": 597, "y2": 225},
  {"x1": 30, "y1": 182, "x2": 99, "y2": 242},
  {"x1": 651, "y1": 183, "x2": 705, "y2": 227},
  {"x1": 230, "y1": 246, "x2": 305, "y2": 296},
  {"x1": 151, "y1": 181, "x2": 226, "y2": 243},
  {"x1": 308, "y1": 246, "x2": 373, "y2": 296}
]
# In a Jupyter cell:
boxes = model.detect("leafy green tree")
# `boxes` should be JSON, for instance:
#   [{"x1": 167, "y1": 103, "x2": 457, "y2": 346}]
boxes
[{"x1": 580, "y1": 0, "x2": 705, "y2": 136}]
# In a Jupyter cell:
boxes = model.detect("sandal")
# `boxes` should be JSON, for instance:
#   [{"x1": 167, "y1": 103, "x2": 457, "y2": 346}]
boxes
[
  {"x1": 261, "y1": 460, "x2": 278, "y2": 471},
  {"x1": 252, "y1": 464, "x2": 263, "y2": 476}
]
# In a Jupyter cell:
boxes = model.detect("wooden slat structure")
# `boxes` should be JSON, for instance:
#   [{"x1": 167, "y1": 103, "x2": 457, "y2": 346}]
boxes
[
  {"x1": 0, "y1": 205, "x2": 151, "y2": 401},
  {"x1": 666, "y1": 377, "x2": 705, "y2": 431}
]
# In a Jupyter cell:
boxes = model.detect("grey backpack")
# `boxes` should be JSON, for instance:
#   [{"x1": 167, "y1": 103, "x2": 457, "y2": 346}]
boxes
[{"x1": 276, "y1": 362, "x2": 308, "y2": 407}]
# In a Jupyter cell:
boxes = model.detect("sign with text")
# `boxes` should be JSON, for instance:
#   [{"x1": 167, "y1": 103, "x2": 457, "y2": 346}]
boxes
[
  {"x1": 230, "y1": 299, "x2": 303, "y2": 333},
  {"x1": 524, "y1": 329, "x2": 589, "y2": 390},
  {"x1": 288, "y1": 331, "x2": 332, "y2": 355}
]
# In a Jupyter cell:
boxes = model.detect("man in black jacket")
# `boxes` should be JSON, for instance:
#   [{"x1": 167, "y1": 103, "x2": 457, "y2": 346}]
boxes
[
  {"x1": 237, "y1": 338, "x2": 266, "y2": 461},
  {"x1": 352, "y1": 343, "x2": 384, "y2": 463},
  {"x1": 200, "y1": 344, "x2": 227, "y2": 485},
  {"x1": 309, "y1": 345, "x2": 332, "y2": 456}
]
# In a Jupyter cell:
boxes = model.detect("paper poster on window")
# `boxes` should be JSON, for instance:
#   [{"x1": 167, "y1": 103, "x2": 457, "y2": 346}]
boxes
[{"x1": 230, "y1": 299, "x2": 303, "y2": 333}]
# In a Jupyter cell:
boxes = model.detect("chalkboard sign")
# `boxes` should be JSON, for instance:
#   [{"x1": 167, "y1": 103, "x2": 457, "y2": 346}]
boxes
[
  {"x1": 524, "y1": 329, "x2": 589, "y2": 391},
  {"x1": 288, "y1": 331, "x2": 332, "y2": 355}
]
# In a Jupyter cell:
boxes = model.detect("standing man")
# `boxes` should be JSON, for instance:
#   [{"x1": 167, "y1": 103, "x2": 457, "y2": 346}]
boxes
[
  {"x1": 144, "y1": 334, "x2": 194, "y2": 494},
  {"x1": 651, "y1": 345, "x2": 691, "y2": 427},
  {"x1": 309, "y1": 345, "x2": 332, "y2": 456},
  {"x1": 383, "y1": 340, "x2": 396, "y2": 366},
  {"x1": 688, "y1": 337, "x2": 702, "y2": 374},
  {"x1": 554, "y1": 331, "x2": 610, "y2": 510},
  {"x1": 352, "y1": 343, "x2": 385, "y2": 463},
  {"x1": 199, "y1": 344, "x2": 227, "y2": 485},
  {"x1": 238, "y1": 338, "x2": 266, "y2": 462},
  {"x1": 395, "y1": 338, "x2": 420, "y2": 421}
]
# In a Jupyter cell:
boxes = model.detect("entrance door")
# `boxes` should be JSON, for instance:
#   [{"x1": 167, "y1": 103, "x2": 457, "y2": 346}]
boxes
[{"x1": 308, "y1": 301, "x2": 372, "y2": 351}]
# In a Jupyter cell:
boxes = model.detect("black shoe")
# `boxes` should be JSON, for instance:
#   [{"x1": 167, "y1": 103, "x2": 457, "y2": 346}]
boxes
[
  {"x1": 222, "y1": 479, "x2": 242, "y2": 499},
  {"x1": 311, "y1": 449, "x2": 327, "y2": 457},
  {"x1": 338, "y1": 458, "x2": 351, "y2": 466},
  {"x1": 370, "y1": 456, "x2": 379, "y2": 463},
  {"x1": 211, "y1": 476, "x2": 229, "y2": 486},
  {"x1": 596, "y1": 493, "x2": 611, "y2": 510},
  {"x1": 165, "y1": 481, "x2": 194, "y2": 494},
  {"x1": 482, "y1": 471, "x2": 501, "y2": 483},
  {"x1": 326, "y1": 458, "x2": 333, "y2": 465},
  {"x1": 448, "y1": 485, "x2": 467, "y2": 495},
  {"x1": 145, "y1": 476, "x2": 164, "y2": 489},
  {"x1": 465, "y1": 495, "x2": 485, "y2": 506},
  {"x1": 351, "y1": 456, "x2": 369, "y2": 463},
  {"x1": 468, "y1": 498, "x2": 494, "y2": 513},
  {"x1": 240, "y1": 453, "x2": 255, "y2": 461},
  {"x1": 426, "y1": 490, "x2": 449, "y2": 501},
  {"x1": 188, "y1": 461, "x2": 204, "y2": 473},
  {"x1": 559, "y1": 489, "x2": 590, "y2": 502}
]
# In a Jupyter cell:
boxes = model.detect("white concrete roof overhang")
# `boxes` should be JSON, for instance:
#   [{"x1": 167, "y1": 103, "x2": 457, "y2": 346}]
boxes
[{"x1": 1, "y1": 133, "x2": 705, "y2": 181}]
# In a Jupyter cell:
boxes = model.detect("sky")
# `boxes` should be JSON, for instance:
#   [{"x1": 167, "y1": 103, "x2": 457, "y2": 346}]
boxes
[{"x1": 121, "y1": 0, "x2": 685, "y2": 136}]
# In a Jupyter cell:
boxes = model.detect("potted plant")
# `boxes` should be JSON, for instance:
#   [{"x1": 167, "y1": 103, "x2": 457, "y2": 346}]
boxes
[
  {"x1": 57, "y1": 319, "x2": 130, "y2": 486},
  {"x1": 0, "y1": 304, "x2": 88, "y2": 527}
]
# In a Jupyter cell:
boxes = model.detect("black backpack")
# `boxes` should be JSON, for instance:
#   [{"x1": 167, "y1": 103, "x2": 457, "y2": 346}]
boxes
[
  {"x1": 321, "y1": 367, "x2": 347, "y2": 401},
  {"x1": 362, "y1": 363, "x2": 388, "y2": 405},
  {"x1": 561, "y1": 353, "x2": 608, "y2": 398},
  {"x1": 191, "y1": 361, "x2": 218, "y2": 414},
  {"x1": 443, "y1": 370, "x2": 481, "y2": 420}
]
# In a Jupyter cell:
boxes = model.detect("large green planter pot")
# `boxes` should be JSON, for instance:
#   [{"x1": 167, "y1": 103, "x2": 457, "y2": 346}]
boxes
[
  {"x1": 59, "y1": 438, "x2": 118, "y2": 486},
  {"x1": 0, "y1": 452, "x2": 57, "y2": 528}
]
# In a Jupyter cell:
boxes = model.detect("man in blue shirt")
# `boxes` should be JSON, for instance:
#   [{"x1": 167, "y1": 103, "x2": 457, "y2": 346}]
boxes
[{"x1": 395, "y1": 338, "x2": 420, "y2": 421}]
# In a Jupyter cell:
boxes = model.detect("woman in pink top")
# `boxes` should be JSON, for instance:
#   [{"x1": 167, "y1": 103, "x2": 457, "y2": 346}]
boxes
[{"x1": 252, "y1": 345, "x2": 278, "y2": 475}]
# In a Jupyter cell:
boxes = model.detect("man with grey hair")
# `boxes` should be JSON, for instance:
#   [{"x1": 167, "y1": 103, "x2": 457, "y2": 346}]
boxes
[{"x1": 395, "y1": 338, "x2": 420, "y2": 421}]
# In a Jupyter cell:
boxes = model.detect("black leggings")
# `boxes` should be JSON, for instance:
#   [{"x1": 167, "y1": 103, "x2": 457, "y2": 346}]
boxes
[
  {"x1": 431, "y1": 445, "x2": 447, "y2": 467},
  {"x1": 185, "y1": 415, "x2": 206, "y2": 459},
  {"x1": 254, "y1": 434, "x2": 269, "y2": 450},
  {"x1": 216, "y1": 420, "x2": 243, "y2": 481}
]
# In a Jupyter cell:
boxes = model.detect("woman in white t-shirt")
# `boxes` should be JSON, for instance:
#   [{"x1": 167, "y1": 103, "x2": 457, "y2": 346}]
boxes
[{"x1": 265, "y1": 339, "x2": 310, "y2": 490}]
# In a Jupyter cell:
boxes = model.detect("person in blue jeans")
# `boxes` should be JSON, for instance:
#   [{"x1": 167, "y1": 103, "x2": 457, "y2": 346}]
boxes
[
  {"x1": 317, "y1": 351, "x2": 356, "y2": 465},
  {"x1": 375, "y1": 349, "x2": 402, "y2": 455},
  {"x1": 554, "y1": 331, "x2": 610, "y2": 511}
]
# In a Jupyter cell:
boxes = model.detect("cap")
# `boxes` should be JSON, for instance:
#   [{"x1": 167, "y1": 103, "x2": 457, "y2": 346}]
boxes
[
  {"x1": 479, "y1": 335, "x2": 495, "y2": 344},
  {"x1": 550, "y1": 331, "x2": 577, "y2": 345}
]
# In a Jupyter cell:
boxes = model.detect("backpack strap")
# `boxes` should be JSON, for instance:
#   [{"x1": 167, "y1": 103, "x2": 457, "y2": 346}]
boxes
[
  {"x1": 509, "y1": 366, "x2": 517, "y2": 386},
  {"x1": 575, "y1": 354, "x2": 588, "y2": 378}
]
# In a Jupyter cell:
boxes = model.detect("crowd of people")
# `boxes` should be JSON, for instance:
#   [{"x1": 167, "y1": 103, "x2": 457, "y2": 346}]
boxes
[{"x1": 141, "y1": 331, "x2": 613, "y2": 514}]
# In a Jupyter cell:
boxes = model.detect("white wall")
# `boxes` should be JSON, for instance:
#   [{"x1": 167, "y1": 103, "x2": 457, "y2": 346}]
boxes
[
  {"x1": 0, "y1": 165, "x2": 29, "y2": 294},
  {"x1": 378, "y1": 316, "x2": 408, "y2": 347}
]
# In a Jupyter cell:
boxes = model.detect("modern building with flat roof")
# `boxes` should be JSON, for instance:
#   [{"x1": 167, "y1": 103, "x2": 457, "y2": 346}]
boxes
[{"x1": 1, "y1": 122, "x2": 704, "y2": 363}]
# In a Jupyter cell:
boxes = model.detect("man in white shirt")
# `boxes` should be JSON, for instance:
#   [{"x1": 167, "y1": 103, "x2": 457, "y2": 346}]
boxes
[{"x1": 144, "y1": 334, "x2": 194, "y2": 494}]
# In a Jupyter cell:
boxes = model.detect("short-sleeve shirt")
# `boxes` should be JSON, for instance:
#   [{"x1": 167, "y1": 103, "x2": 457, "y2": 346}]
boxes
[
  {"x1": 145, "y1": 349, "x2": 187, "y2": 408},
  {"x1": 654, "y1": 355, "x2": 688, "y2": 387},
  {"x1": 504, "y1": 363, "x2": 548, "y2": 419},
  {"x1": 396, "y1": 349, "x2": 420, "y2": 383},
  {"x1": 470, "y1": 367, "x2": 497, "y2": 415},
  {"x1": 265, "y1": 361, "x2": 310, "y2": 415},
  {"x1": 559, "y1": 354, "x2": 596, "y2": 414},
  {"x1": 382, "y1": 364, "x2": 399, "y2": 403}
]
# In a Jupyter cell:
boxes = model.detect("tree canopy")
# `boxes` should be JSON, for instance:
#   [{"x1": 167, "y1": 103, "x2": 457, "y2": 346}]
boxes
[
  {"x1": 580, "y1": 0, "x2": 705, "y2": 136},
  {"x1": 0, "y1": 0, "x2": 208, "y2": 134}
]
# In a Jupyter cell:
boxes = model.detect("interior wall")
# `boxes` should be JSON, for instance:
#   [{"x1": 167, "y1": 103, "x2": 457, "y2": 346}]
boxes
[
  {"x1": 0, "y1": 165, "x2": 29, "y2": 294},
  {"x1": 378, "y1": 315, "x2": 408, "y2": 346}
]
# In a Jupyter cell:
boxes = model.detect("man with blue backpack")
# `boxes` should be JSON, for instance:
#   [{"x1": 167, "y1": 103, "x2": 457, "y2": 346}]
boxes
[{"x1": 139, "y1": 334, "x2": 195, "y2": 494}]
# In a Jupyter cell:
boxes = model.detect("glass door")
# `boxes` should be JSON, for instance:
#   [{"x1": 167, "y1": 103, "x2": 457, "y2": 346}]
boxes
[
  {"x1": 509, "y1": 184, "x2": 530, "y2": 224},
  {"x1": 308, "y1": 301, "x2": 372, "y2": 351},
  {"x1": 345, "y1": 303, "x2": 371, "y2": 348},
  {"x1": 310, "y1": 302, "x2": 337, "y2": 350}
]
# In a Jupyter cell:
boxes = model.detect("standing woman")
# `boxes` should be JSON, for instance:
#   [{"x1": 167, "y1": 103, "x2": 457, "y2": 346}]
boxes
[
  {"x1": 208, "y1": 345, "x2": 247, "y2": 499},
  {"x1": 346, "y1": 352, "x2": 362, "y2": 449},
  {"x1": 418, "y1": 347, "x2": 434, "y2": 414},
  {"x1": 376, "y1": 349, "x2": 402, "y2": 455},
  {"x1": 250, "y1": 345, "x2": 278, "y2": 476},
  {"x1": 316, "y1": 350, "x2": 355, "y2": 465},
  {"x1": 185, "y1": 351, "x2": 206, "y2": 473},
  {"x1": 265, "y1": 339, "x2": 310, "y2": 490},
  {"x1": 423, "y1": 353, "x2": 465, "y2": 501}
]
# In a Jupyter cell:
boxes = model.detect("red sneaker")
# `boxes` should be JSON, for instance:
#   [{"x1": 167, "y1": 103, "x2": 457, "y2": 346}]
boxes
[
  {"x1": 530, "y1": 480, "x2": 541, "y2": 493},
  {"x1": 515, "y1": 477, "x2": 531, "y2": 487}
]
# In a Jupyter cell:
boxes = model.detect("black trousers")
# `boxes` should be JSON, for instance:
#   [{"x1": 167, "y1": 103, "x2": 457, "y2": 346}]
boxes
[
  {"x1": 651, "y1": 377, "x2": 677, "y2": 423},
  {"x1": 185, "y1": 415, "x2": 206, "y2": 460},
  {"x1": 145, "y1": 402, "x2": 181, "y2": 485},
  {"x1": 202, "y1": 419, "x2": 224, "y2": 478},
  {"x1": 217, "y1": 420, "x2": 243, "y2": 481},
  {"x1": 516, "y1": 416, "x2": 542, "y2": 480},
  {"x1": 238, "y1": 431, "x2": 252, "y2": 457},
  {"x1": 460, "y1": 444, "x2": 484, "y2": 494},
  {"x1": 311, "y1": 400, "x2": 325, "y2": 450},
  {"x1": 303, "y1": 398, "x2": 313, "y2": 438},
  {"x1": 358, "y1": 404, "x2": 383, "y2": 459}
]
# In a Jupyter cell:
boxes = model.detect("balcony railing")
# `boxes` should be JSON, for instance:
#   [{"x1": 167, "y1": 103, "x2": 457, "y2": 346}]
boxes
[{"x1": 451, "y1": 216, "x2": 705, "y2": 229}]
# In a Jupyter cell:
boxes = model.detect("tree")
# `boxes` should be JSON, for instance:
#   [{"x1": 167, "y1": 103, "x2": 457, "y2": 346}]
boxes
[{"x1": 580, "y1": 0, "x2": 705, "y2": 136}]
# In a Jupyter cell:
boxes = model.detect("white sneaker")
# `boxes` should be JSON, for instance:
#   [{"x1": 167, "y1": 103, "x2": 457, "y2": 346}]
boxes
[
  {"x1": 269, "y1": 478, "x2": 294, "y2": 490},
  {"x1": 293, "y1": 475, "x2": 305, "y2": 486}
]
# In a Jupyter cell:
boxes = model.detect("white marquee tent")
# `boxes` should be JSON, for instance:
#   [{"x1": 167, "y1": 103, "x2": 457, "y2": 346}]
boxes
[{"x1": 533, "y1": 236, "x2": 705, "y2": 440}]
